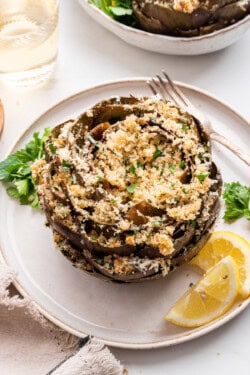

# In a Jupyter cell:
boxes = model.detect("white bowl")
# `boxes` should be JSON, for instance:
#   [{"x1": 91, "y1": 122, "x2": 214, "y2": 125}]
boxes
[{"x1": 78, "y1": 0, "x2": 250, "y2": 55}]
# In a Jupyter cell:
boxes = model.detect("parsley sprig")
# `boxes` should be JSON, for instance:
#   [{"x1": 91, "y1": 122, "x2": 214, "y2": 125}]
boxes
[
  {"x1": 0, "y1": 128, "x2": 51, "y2": 207},
  {"x1": 223, "y1": 182, "x2": 250, "y2": 221}
]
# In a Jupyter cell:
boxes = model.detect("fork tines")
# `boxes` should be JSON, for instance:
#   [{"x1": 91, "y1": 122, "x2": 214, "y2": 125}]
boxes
[{"x1": 147, "y1": 71, "x2": 190, "y2": 109}]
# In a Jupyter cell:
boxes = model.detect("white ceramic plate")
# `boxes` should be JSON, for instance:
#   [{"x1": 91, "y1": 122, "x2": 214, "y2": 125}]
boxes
[
  {"x1": 78, "y1": 0, "x2": 250, "y2": 55},
  {"x1": 0, "y1": 78, "x2": 250, "y2": 349}
]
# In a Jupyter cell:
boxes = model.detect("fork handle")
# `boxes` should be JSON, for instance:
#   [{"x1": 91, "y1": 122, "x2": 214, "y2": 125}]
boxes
[{"x1": 210, "y1": 132, "x2": 250, "y2": 167}]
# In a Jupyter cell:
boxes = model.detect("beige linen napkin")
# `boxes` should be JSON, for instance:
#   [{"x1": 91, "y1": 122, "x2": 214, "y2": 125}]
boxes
[{"x1": 0, "y1": 262, "x2": 124, "y2": 375}]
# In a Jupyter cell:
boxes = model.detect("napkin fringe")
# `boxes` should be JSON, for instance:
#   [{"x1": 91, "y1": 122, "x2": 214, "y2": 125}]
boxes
[
  {"x1": 0, "y1": 262, "x2": 79, "y2": 350},
  {"x1": 48, "y1": 337, "x2": 124, "y2": 375},
  {"x1": 0, "y1": 262, "x2": 124, "y2": 375}
]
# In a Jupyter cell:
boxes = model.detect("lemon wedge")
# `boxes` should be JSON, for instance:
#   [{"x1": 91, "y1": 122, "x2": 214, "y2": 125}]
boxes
[
  {"x1": 165, "y1": 256, "x2": 239, "y2": 327},
  {"x1": 190, "y1": 231, "x2": 250, "y2": 297}
]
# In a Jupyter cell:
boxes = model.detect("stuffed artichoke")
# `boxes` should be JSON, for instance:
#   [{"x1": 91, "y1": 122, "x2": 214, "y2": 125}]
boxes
[
  {"x1": 132, "y1": 0, "x2": 250, "y2": 36},
  {"x1": 32, "y1": 96, "x2": 222, "y2": 282}
]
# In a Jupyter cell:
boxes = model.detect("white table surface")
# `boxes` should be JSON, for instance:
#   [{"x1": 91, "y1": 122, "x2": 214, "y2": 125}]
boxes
[{"x1": 0, "y1": 1, "x2": 250, "y2": 374}]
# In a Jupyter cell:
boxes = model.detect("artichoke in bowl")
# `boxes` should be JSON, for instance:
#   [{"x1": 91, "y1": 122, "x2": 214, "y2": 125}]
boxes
[
  {"x1": 132, "y1": 0, "x2": 250, "y2": 36},
  {"x1": 32, "y1": 96, "x2": 222, "y2": 282}
]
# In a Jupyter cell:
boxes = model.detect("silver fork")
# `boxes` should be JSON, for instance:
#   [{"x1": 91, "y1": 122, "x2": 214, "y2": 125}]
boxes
[{"x1": 147, "y1": 71, "x2": 250, "y2": 167}]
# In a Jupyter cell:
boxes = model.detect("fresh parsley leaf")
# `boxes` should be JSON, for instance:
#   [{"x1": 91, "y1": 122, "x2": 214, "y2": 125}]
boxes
[
  {"x1": 196, "y1": 172, "x2": 210, "y2": 182},
  {"x1": 181, "y1": 123, "x2": 189, "y2": 131},
  {"x1": 191, "y1": 220, "x2": 196, "y2": 228},
  {"x1": 15, "y1": 179, "x2": 29, "y2": 196},
  {"x1": 130, "y1": 165, "x2": 136, "y2": 174},
  {"x1": 126, "y1": 183, "x2": 138, "y2": 193},
  {"x1": 0, "y1": 128, "x2": 50, "y2": 208},
  {"x1": 48, "y1": 143, "x2": 56, "y2": 155},
  {"x1": 25, "y1": 128, "x2": 51, "y2": 161},
  {"x1": 169, "y1": 164, "x2": 176, "y2": 173},
  {"x1": 179, "y1": 160, "x2": 186, "y2": 169},
  {"x1": 62, "y1": 160, "x2": 72, "y2": 171},
  {"x1": 160, "y1": 162, "x2": 166, "y2": 176},
  {"x1": 30, "y1": 192, "x2": 40, "y2": 208},
  {"x1": 223, "y1": 182, "x2": 250, "y2": 222},
  {"x1": 0, "y1": 155, "x2": 28, "y2": 181},
  {"x1": 18, "y1": 165, "x2": 31, "y2": 176},
  {"x1": 128, "y1": 228, "x2": 138, "y2": 235},
  {"x1": 6, "y1": 187, "x2": 20, "y2": 198},
  {"x1": 153, "y1": 146, "x2": 163, "y2": 160},
  {"x1": 244, "y1": 209, "x2": 250, "y2": 220},
  {"x1": 137, "y1": 162, "x2": 143, "y2": 168}
]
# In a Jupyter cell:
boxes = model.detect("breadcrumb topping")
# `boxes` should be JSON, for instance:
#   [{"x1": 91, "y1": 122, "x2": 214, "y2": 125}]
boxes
[{"x1": 32, "y1": 97, "x2": 221, "y2": 277}]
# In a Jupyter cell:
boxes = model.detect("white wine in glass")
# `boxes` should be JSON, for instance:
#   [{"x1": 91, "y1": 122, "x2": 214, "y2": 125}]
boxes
[{"x1": 0, "y1": 0, "x2": 59, "y2": 86}]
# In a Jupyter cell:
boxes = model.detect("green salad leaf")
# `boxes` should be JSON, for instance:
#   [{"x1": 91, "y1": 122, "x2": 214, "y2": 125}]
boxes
[
  {"x1": 89, "y1": 0, "x2": 134, "y2": 25},
  {"x1": 223, "y1": 182, "x2": 250, "y2": 221},
  {"x1": 109, "y1": 6, "x2": 133, "y2": 16},
  {"x1": 0, "y1": 128, "x2": 51, "y2": 208}
]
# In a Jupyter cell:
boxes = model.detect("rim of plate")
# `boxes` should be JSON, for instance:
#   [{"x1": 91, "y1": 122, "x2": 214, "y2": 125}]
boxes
[
  {"x1": 1, "y1": 78, "x2": 250, "y2": 350},
  {"x1": 80, "y1": 0, "x2": 250, "y2": 42}
]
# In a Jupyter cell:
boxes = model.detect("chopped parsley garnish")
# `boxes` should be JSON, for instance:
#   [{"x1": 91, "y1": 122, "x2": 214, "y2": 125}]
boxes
[
  {"x1": 223, "y1": 182, "x2": 250, "y2": 222},
  {"x1": 128, "y1": 228, "x2": 138, "y2": 235},
  {"x1": 198, "y1": 152, "x2": 205, "y2": 160},
  {"x1": 181, "y1": 123, "x2": 189, "y2": 131},
  {"x1": 169, "y1": 164, "x2": 176, "y2": 173},
  {"x1": 191, "y1": 220, "x2": 196, "y2": 228},
  {"x1": 179, "y1": 160, "x2": 186, "y2": 169},
  {"x1": 110, "y1": 198, "x2": 116, "y2": 204},
  {"x1": 70, "y1": 175, "x2": 76, "y2": 183},
  {"x1": 153, "y1": 146, "x2": 164, "y2": 160},
  {"x1": 97, "y1": 175, "x2": 102, "y2": 182},
  {"x1": 130, "y1": 165, "x2": 136, "y2": 174},
  {"x1": 126, "y1": 183, "x2": 138, "y2": 193},
  {"x1": 196, "y1": 171, "x2": 210, "y2": 181},
  {"x1": 137, "y1": 162, "x2": 143, "y2": 168},
  {"x1": 62, "y1": 160, "x2": 72, "y2": 171},
  {"x1": 48, "y1": 143, "x2": 56, "y2": 155},
  {"x1": 160, "y1": 162, "x2": 166, "y2": 176},
  {"x1": 0, "y1": 128, "x2": 51, "y2": 208},
  {"x1": 86, "y1": 133, "x2": 100, "y2": 148}
]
